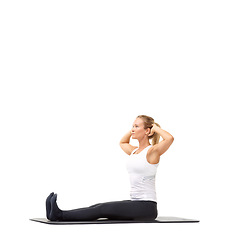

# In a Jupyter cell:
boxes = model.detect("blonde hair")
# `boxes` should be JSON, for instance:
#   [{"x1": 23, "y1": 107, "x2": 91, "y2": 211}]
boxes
[{"x1": 137, "y1": 115, "x2": 161, "y2": 146}]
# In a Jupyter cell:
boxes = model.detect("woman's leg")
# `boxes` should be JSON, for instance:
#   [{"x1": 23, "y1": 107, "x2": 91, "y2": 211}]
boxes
[
  {"x1": 99, "y1": 200, "x2": 158, "y2": 221},
  {"x1": 48, "y1": 194, "x2": 102, "y2": 221},
  {"x1": 48, "y1": 194, "x2": 158, "y2": 221}
]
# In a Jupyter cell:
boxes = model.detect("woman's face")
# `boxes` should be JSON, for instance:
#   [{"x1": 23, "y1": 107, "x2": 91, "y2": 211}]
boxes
[{"x1": 131, "y1": 118, "x2": 149, "y2": 140}]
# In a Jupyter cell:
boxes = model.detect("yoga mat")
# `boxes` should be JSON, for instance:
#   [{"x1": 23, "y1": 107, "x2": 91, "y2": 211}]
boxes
[{"x1": 30, "y1": 216, "x2": 199, "y2": 224}]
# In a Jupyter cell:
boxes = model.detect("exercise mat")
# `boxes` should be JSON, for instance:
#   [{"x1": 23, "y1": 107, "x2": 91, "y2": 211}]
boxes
[{"x1": 30, "y1": 216, "x2": 199, "y2": 224}]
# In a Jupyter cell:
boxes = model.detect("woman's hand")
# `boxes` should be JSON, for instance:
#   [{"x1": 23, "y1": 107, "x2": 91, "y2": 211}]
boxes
[{"x1": 148, "y1": 123, "x2": 159, "y2": 137}]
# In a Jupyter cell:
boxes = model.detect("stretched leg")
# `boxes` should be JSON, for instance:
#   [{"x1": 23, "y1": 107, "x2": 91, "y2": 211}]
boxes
[
  {"x1": 48, "y1": 194, "x2": 102, "y2": 221},
  {"x1": 99, "y1": 200, "x2": 158, "y2": 220},
  {"x1": 48, "y1": 194, "x2": 157, "y2": 221}
]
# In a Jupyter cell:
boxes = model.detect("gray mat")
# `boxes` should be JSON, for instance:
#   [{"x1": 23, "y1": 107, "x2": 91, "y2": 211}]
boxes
[{"x1": 30, "y1": 216, "x2": 199, "y2": 224}]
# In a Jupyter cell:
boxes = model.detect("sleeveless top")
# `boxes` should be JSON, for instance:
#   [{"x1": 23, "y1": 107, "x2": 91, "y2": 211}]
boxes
[{"x1": 126, "y1": 145, "x2": 159, "y2": 202}]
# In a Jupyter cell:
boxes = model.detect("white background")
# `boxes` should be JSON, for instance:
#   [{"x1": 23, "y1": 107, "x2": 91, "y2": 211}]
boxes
[{"x1": 1, "y1": 0, "x2": 239, "y2": 239}]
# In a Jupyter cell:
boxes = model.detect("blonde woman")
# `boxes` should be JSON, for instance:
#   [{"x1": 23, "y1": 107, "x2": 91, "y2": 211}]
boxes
[{"x1": 46, "y1": 115, "x2": 174, "y2": 221}]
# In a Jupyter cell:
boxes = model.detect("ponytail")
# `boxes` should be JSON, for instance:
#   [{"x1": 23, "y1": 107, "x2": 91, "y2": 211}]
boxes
[{"x1": 151, "y1": 122, "x2": 161, "y2": 145}]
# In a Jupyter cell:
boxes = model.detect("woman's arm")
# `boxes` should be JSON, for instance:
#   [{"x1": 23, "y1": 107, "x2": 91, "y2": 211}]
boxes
[
  {"x1": 120, "y1": 131, "x2": 137, "y2": 155},
  {"x1": 150, "y1": 124, "x2": 174, "y2": 141},
  {"x1": 147, "y1": 124, "x2": 174, "y2": 163}
]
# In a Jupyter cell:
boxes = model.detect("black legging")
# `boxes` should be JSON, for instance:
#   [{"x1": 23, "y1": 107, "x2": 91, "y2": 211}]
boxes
[
  {"x1": 48, "y1": 193, "x2": 158, "y2": 221},
  {"x1": 62, "y1": 200, "x2": 158, "y2": 221}
]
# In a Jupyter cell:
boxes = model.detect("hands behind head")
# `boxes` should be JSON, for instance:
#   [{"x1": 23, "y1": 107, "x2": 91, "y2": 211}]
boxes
[{"x1": 148, "y1": 123, "x2": 158, "y2": 137}]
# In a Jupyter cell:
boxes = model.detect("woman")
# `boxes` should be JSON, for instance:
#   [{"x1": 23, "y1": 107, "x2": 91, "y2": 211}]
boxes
[{"x1": 46, "y1": 115, "x2": 174, "y2": 221}]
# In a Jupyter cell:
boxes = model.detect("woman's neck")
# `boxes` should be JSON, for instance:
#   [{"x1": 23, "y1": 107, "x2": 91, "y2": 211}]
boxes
[{"x1": 138, "y1": 139, "x2": 151, "y2": 150}]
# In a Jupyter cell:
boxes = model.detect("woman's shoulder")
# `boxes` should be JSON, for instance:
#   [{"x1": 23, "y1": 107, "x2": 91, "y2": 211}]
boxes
[
  {"x1": 120, "y1": 143, "x2": 138, "y2": 155},
  {"x1": 130, "y1": 147, "x2": 138, "y2": 155}
]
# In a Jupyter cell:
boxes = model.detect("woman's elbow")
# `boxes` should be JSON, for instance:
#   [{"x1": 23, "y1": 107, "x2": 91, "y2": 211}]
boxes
[{"x1": 168, "y1": 136, "x2": 174, "y2": 143}]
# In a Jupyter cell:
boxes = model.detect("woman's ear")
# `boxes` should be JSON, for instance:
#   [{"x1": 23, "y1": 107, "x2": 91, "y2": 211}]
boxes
[
  {"x1": 146, "y1": 128, "x2": 152, "y2": 136},
  {"x1": 147, "y1": 127, "x2": 154, "y2": 137}
]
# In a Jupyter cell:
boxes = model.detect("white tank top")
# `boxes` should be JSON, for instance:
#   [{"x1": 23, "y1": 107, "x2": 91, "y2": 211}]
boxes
[{"x1": 126, "y1": 145, "x2": 159, "y2": 202}]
